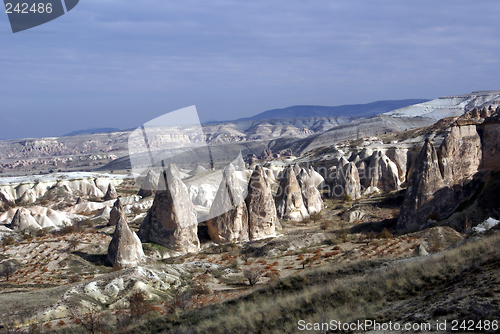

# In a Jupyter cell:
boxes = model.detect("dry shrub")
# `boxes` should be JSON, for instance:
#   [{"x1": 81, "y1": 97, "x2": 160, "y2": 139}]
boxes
[
  {"x1": 2, "y1": 236, "x2": 15, "y2": 246},
  {"x1": 243, "y1": 267, "x2": 263, "y2": 286},
  {"x1": 191, "y1": 283, "x2": 212, "y2": 299},
  {"x1": 376, "y1": 228, "x2": 392, "y2": 239},
  {"x1": 267, "y1": 271, "x2": 280, "y2": 282},
  {"x1": 320, "y1": 220, "x2": 330, "y2": 231},
  {"x1": 129, "y1": 291, "x2": 155, "y2": 321}
]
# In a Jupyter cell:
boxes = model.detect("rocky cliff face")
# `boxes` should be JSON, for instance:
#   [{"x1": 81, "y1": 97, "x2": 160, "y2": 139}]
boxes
[
  {"x1": 246, "y1": 165, "x2": 278, "y2": 240},
  {"x1": 207, "y1": 164, "x2": 249, "y2": 243},
  {"x1": 480, "y1": 110, "x2": 500, "y2": 170},
  {"x1": 138, "y1": 164, "x2": 200, "y2": 253},
  {"x1": 397, "y1": 122, "x2": 483, "y2": 232},
  {"x1": 275, "y1": 165, "x2": 309, "y2": 221},
  {"x1": 107, "y1": 216, "x2": 145, "y2": 269}
]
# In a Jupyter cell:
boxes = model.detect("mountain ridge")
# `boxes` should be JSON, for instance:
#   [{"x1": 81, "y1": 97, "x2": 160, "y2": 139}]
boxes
[{"x1": 237, "y1": 99, "x2": 430, "y2": 121}]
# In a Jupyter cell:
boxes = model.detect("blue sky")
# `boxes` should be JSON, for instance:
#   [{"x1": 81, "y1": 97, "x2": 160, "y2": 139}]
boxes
[{"x1": 1, "y1": 0, "x2": 500, "y2": 139}]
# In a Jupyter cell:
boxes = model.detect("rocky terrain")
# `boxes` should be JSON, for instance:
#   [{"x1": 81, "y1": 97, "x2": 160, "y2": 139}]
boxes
[{"x1": 0, "y1": 92, "x2": 500, "y2": 333}]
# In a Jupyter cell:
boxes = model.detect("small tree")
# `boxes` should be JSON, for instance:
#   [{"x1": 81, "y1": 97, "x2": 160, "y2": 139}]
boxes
[
  {"x1": 243, "y1": 267, "x2": 263, "y2": 286},
  {"x1": 1, "y1": 261, "x2": 18, "y2": 281},
  {"x1": 320, "y1": 220, "x2": 330, "y2": 231},
  {"x1": 310, "y1": 213, "x2": 322, "y2": 224},
  {"x1": 68, "y1": 239, "x2": 79, "y2": 251},
  {"x1": 300, "y1": 258, "x2": 313, "y2": 269},
  {"x1": 365, "y1": 231, "x2": 376, "y2": 245}
]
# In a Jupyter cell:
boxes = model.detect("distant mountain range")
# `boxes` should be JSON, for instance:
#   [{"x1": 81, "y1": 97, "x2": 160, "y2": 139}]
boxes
[
  {"x1": 236, "y1": 99, "x2": 430, "y2": 121},
  {"x1": 385, "y1": 90, "x2": 500, "y2": 120},
  {"x1": 63, "y1": 128, "x2": 121, "y2": 136}
]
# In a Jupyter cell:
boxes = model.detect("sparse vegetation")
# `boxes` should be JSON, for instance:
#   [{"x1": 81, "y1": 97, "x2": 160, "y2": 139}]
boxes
[
  {"x1": 0, "y1": 260, "x2": 19, "y2": 281},
  {"x1": 243, "y1": 266, "x2": 263, "y2": 286},
  {"x1": 2, "y1": 236, "x2": 16, "y2": 246},
  {"x1": 113, "y1": 231, "x2": 500, "y2": 334}
]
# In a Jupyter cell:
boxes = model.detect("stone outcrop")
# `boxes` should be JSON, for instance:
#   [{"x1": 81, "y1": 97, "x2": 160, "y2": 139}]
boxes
[
  {"x1": 103, "y1": 183, "x2": 118, "y2": 201},
  {"x1": 3, "y1": 206, "x2": 75, "y2": 230},
  {"x1": 10, "y1": 209, "x2": 31, "y2": 230},
  {"x1": 275, "y1": 165, "x2": 309, "y2": 221},
  {"x1": 309, "y1": 167, "x2": 324, "y2": 187},
  {"x1": 365, "y1": 151, "x2": 400, "y2": 193},
  {"x1": 414, "y1": 244, "x2": 429, "y2": 256},
  {"x1": 480, "y1": 109, "x2": 500, "y2": 170},
  {"x1": 0, "y1": 189, "x2": 14, "y2": 211},
  {"x1": 109, "y1": 198, "x2": 124, "y2": 226},
  {"x1": 397, "y1": 124, "x2": 482, "y2": 232},
  {"x1": 297, "y1": 167, "x2": 323, "y2": 215},
  {"x1": 138, "y1": 164, "x2": 200, "y2": 253},
  {"x1": 386, "y1": 148, "x2": 409, "y2": 183},
  {"x1": 207, "y1": 164, "x2": 249, "y2": 243},
  {"x1": 293, "y1": 164, "x2": 301, "y2": 176},
  {"x1": 107, "y1": 216, "x2": 145, "y2": 269},
  {"x1": 259, "y1": 149, "x2": 273, "y2": 160},
  {"x1": 137, "y1": 169, "x2": 159, "y2": 198},
  {"x1": 231, "y1": 152, "x2": 246, "y2": 171},
  {"x1": 332, "y1": 161, "x2": 361, "y2": 200},
  {"x1": 246, "y1": 165, "x2": 278, "y2": 239}
]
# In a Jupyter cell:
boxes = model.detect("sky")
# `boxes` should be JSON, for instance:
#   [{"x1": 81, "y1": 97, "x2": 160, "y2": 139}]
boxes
[{"x1": 1, "y1": 0, "x2": 500, "y2": 139}]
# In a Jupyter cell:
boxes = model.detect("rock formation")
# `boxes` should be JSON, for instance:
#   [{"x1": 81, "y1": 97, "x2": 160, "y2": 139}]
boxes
[
  {"x1": 107, "y1": 215, "x2": 145, "y2": 269},
  {"x1": 275, "y1": 165, "x2": 309, "y2": 221},
  {"x1": 386, "y1": 148, "x2": 409, "y2": 183},
  {"x1": 246, "y1": 165, "x2": 278, "y2": 239},
  {"x1": 293, "y1": 164, "x2": 301, "y2": 176},
  {"x1": 414, "y1": 244, "x2": 429, "y2": 256},
  {"x1": 75, "y1": 197, "x2": 83, "y2": 205},
  {"x1": 397, "y1": 123, "x2": 482, "y2": 232},
  {"x1": 207, "y1": 164, "x2": 249, "y2": 243},
  {"x1": 332, "y1": 162, "x2": 361, "y2": 200},
  {"x1": 365, "y1": 151, "x2": 400, "y2": 193},
  {"x1": 137, "y1": 169, "x2": 159, "y2": 198},
  {"x1": 231, "y1": 152, "x2": 246, "y2": 171},
  {"x1": 2, "y1": 206, "x2": 75, "y2": 230},
  {"x1": 0, "y1": 189, "x2": 14, "y2": 211},
  {"x1": 259, "y1": 149, "x2": 273, "y2": 160},
  {"x1": 109, "y1": 198, "x2": 124, "y2": 226},
  {"x1": 479, "y1": 109, "x2": 500, "y2": 170},
  {"x1": 297, "y1": 168, "x2": 323, "y2": 215},
  {"x1": 103, "y1": 183, "x2": 118, "y2": 201},
  {"x1": 138, "y1": 164, "x2": 200, "y2": 253},
  {"x1": 10, "y1": 209, "x2": 31, "y2": 230}
]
